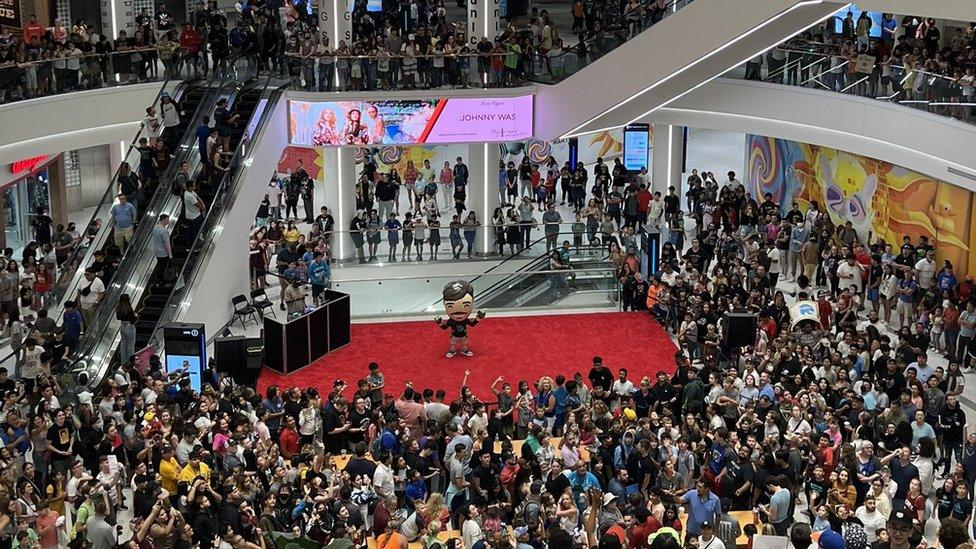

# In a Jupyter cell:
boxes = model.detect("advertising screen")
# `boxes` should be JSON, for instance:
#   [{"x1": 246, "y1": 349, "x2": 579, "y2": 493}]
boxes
[
  {"x1": 622, "y1": 124, "x2": 650, "y2": 171},
  {"x1": 166, "y1": 354, "x2": 203, "y2": 392},
  {"x1": 288, "y1": 96, "x2": 533, "y2": 146}
]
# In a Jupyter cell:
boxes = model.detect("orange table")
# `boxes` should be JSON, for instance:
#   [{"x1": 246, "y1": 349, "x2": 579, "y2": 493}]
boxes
[
  {"x1": 332, "y1": 453, "x2": 373, "y2": 471},
  {"x1": 679, "y1": 511, "x2": 763, "y2": 547},
  {"x1": 492, "y1": 437, "x2": 591, "y2": 461},
  {"x1": 366, "y1": 529, "x2": 461, "y2": 549}
]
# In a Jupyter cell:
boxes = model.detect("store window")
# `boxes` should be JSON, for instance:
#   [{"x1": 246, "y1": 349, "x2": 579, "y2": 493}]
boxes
[{"x1": 1, "y1": 171, "x2": 51, "y2": 253}]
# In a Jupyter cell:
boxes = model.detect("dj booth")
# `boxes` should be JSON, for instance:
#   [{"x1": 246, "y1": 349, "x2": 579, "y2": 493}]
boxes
[{"x1": 262, "y1": 290, "x2": 351, "y2": 374}]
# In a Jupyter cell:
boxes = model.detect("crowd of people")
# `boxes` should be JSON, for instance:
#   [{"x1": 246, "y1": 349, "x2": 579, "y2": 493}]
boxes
[
  {"x1": 6, "y1": 3, "x2": 976, "y2": 549},
  {"x1": 0, "y1": 0, "x2": 692, "y2": 102},
  {"x1": 748, "y1": 16, "x2": 976, "y2": 120}
]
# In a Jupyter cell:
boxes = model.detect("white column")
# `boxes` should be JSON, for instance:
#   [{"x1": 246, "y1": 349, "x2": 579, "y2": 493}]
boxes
[
  {"x1": 651, "y1": 124, "x2": 684, "y2": 197},
  {"x1": 318, "y1": 0, "x2": 352, "y2": 46},
  {"x1": 465, "y1": 143, "x2": 500, "y2": 255},
  {"x1": 467, "y1": 0, "x2": 501, "y2": 48},
  {"x1": 108, "y1": 141, "x2": 125, "y2": 174},
  {"x1": 322, "y1": 147, "x2": 358, "y2": 260},
  {"x1": 99, "y1": 0, "x2": 135, "y2": 39}
]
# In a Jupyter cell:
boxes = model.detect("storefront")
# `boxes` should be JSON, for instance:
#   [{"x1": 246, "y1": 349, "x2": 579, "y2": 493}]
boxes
[{"x1": 2, "y1": 155, "x2": 53, "y2": 252}]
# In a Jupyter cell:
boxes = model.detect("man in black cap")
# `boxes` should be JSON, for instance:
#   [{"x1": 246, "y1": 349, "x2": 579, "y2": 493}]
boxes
[{"x1": 877, "y1": 506, "x2": 914, "y2": 549}]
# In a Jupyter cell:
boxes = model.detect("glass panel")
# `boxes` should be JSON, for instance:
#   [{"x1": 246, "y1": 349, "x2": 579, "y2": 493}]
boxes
[
  {"x1": 2, "y1": 186, "x2": 22, "y2": 252},
  {"x1": 727, "y1": 43, "x2": 976, "y2": 126},
  {"x1": 0, "y1": 49, "x2": 166, "y2": 106},
  {"x1": 326, "y1": 265, "x2": 620, "y2": 318}
]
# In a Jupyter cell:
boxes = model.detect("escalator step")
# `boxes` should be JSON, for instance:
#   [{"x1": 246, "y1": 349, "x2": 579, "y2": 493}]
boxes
[
  {"x1": 144, "y1": 296, "x2": 169, "y2": 308},
  {"x1": 136, "y1": 321, "x2": 157, "y2": 333}
]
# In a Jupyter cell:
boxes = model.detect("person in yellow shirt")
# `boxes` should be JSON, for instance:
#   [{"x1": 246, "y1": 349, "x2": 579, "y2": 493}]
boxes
[
  {"x1": 159, "y1": 444, "x2": 181, "y2": 495},
  {"x1": 178, "y1": 450, "x2": 211, "y2": 486}
]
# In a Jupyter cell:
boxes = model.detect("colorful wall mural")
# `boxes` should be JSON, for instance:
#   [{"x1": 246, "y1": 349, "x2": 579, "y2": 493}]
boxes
[
  {"x1": 274, "y1": 127, "x2": 645, "y2": 192},
  {"x1": 278, "y1": 146, "x2": 325, "y2": 180},
  {"x1": 746, "y1": 134, "x2": 976, "y2": 275},
  {"x1": 499, "y1": 129, "x2": 637, "y2": 169}
]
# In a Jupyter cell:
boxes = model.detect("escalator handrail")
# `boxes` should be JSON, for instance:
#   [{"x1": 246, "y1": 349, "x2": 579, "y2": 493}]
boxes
[
  {"x1": 53, "y1": 56, "x2": 250, "y2": 321},
  {"x1": 476, "y1": 252, "x2": 614, "y2": 306},
  {"x1": 50, "y1": 73, "x2": 185, "y2": 311},
  {"x1": 58, "y1": 74, "x2": 250, "y2": 381},
  {"x1": 145, "y1": 75, "x2": 284, "y2": 349},
  {"x1": 469, "y1": 229, "x2": 604, "y2": 287}
]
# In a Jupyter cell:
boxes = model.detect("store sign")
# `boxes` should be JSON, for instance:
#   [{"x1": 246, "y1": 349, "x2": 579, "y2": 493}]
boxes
[
  {"x1": 9, "y1": 155, "x2": 50, "y2": 175},
  {"x1": 288, "y1": 96, "x2": 533, "y2": 146},
  {"x1": 0, "y1": 0, "x2": 19, "y2": 27}
]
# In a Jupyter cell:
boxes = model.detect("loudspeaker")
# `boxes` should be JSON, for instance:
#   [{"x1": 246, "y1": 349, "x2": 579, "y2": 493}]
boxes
[
  {"x1": 214, "y1": 336, "x2": 258, "y2": 385},
  {"x1": 723, "y1": 312, "x2": 758, "y2": 350}
]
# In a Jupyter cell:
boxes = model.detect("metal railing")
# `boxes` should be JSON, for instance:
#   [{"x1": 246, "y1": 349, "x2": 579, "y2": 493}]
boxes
[
  {"x1": 731, "y1": 42, "x2": 976, "y2": 124},
  {"x1": 63, "y1": 68, "x2": 251, "y2": 381},
  {"x1": 0, "y1": 48, "x2": 173, "y2": 105},
  {"x1": 146, "y1": 75, "x2": 286, "y2": 351},
  {"x1": 49, "y1": 74, "x2": 183, "y2": 315}
]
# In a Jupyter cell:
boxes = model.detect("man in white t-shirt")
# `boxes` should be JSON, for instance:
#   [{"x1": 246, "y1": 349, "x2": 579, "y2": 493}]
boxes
[
  {"x1": 854, "y1": 496, "x2": 887, "y2": 543},
  {"x1": 77, "y1": 268, "x2": 105, "y2": 329},
  {"x1": 611, "y1": 368, "x2": 636, "y2": 409},
  {"x1": 183, "y1": 181, "x2": 206, "y2": 240},
  {"x1": 914, "y1": 250, "x2": 937, "y2": 291},
  {"x1": 836, "y1": 255, "x2": 863, "y2": 292}
]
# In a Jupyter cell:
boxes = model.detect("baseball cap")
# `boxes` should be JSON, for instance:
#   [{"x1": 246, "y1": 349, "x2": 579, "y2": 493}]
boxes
[
  {"x1": 602, "y1": 493, "x2": 617, "y2": 505},
  {"x1": 888, "y1": 508, "x2": 913, "y2": 528},
  {"x1": 701, "y1": 521, "x2": 713, "y2": 529},
  {"x1": 818, "y1": 528, "x2": 845, "y2": 549}
]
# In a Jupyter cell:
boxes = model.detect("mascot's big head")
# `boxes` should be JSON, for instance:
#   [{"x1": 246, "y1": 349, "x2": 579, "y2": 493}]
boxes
[{"x1": 443, "y1": 280, "x2": 475, "y2": 322}]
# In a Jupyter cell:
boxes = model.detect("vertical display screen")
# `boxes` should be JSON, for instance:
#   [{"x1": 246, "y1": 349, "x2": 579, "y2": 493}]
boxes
[
  {"x1": 623, "y1": 124, "x2": 650, "y2": 172},
  {"x1": 166, "y1": 355, "x2": 203, "y2": 392}
]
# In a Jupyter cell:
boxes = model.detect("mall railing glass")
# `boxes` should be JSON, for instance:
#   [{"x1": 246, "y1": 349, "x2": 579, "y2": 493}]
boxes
[
  {"x1": 272, "y1": 0, "x2": 680, "y2": 91},
  {"x1": 61, "y1": 71, "x2": 255, "y2": 381},
  {"x1": 0, "y1": 48, "x2": 167, "y2": 105},
  {"x1": 325, "y1": 266, "x2": 620, "y2": 318},
  {"x1": 141, "y1": 78, "x2": 287, "y2": 356},
  {"x1": 293, "y1": 222, "x2": 621, "y2": 267},
  {"x1": 727, "y1": 43, "x2": 976, "y2": 125},
  {"x1": 527, "y1": 0, "x2": 681, "y2": 85},
  {"x1": 0, "y1": 0, "x2": 679, "y2": 103}
]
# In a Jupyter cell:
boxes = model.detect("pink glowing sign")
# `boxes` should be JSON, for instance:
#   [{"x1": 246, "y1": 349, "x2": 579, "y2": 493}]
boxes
[{"x1": 289, "y1": 96, "x2": 533, "y2": 146}]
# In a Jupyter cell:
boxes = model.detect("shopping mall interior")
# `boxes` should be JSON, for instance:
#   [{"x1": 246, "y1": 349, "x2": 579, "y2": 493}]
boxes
[{"x1": 0, "y1": 0, "x2": 975, "y2": 547}]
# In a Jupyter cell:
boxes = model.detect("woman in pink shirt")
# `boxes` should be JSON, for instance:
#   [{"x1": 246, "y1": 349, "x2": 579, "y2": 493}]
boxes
[{"x1": 439, "y1": 161, "x2": 454, "y2": 208}]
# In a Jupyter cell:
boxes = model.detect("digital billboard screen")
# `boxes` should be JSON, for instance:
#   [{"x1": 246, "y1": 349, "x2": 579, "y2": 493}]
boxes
[
  {"x1": 623, "y1": 124, "x2": 649, "y2": 171},
  {"x1": 288, "y1": 96, "x2": 534, "y2": 146}
]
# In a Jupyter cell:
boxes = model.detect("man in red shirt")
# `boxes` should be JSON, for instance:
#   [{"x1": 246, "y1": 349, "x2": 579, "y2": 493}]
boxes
[
  {"x1": 814, "y1": 432, "x2": 836, "y2": 476},
  {"x1": 22, "y1": 14, "x2": 45, "y2": 44},
  {"x1": 179, "y1": 23, "x2": 202, "y2": 77},
  {"x1": 628, "y1": 506, "x2": 662, "y2": 548},
  {"x1": 278, "y1": 415, "x2": 300, "y2": 459},
  {"x1": 636, "y1": 184, "x2": 652, "y2": 225}
]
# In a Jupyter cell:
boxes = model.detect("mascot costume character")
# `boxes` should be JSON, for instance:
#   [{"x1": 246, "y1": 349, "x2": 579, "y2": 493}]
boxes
[{"x1": 434, "y1": 280, "x2": 486, "y2": 357}]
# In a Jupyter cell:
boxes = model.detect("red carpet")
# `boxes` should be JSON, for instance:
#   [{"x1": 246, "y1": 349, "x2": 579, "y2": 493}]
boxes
[{"x1": 257, "y1": 312, "x2": 678, "y2": 401}]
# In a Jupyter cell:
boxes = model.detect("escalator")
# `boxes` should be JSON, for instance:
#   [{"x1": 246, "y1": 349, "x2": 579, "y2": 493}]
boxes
[
  {"x1": 476, "y1": 252, "x2": 616, "y2": 309},
  {"x1": 61, "y1": 71, "x2": 259, "y2": 379},
  {"x1": 133, "y1": 82, "x2": 272, "y2": 350},
  {"x1": 51, "y1": 76, "x2": 226, "y2": 320}
]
